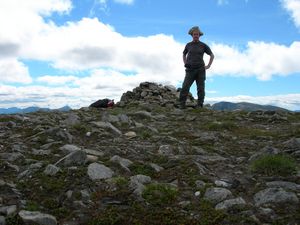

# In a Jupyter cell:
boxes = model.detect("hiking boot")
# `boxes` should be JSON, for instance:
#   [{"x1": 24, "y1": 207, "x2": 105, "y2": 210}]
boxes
[{"x1": 195, "y1": 103, "x2": 203, "y2": 109}]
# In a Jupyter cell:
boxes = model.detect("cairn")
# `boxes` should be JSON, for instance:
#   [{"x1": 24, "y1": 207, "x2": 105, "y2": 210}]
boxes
[{"x1": 118, "y1": 81, "x2": 195, "y2": 107}]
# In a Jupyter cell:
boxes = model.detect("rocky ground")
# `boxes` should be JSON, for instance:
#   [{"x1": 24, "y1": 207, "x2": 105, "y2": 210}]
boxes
[{"x1": 0, "y1": 82, "x2": 300, "y2": 225}]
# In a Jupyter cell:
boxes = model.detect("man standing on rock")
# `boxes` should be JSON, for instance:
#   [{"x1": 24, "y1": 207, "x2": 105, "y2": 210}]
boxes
[{"x1": 179, "y1": 26, "x2": 214, "y2": 109}]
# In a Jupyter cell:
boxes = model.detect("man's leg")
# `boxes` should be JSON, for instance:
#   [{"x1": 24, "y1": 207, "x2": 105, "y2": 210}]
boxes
[
  {"x1": 179, "y1": 70, "x2": 196, "y2": 108},
  {"x1": 195, "y1": 69, "x2": 206, "y2": 107}
]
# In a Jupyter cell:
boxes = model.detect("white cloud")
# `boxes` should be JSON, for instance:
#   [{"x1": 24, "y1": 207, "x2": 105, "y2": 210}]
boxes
[
  {"x1": 0, "y1": 0, "x2": 72, "y2": 43},
  {"x1": 206, "y1": 93, "x2": 300, "y2": 111},
  {"x1": 1, "y1": 67, "x2": 176, "y2": 109},
  {"x1": 210, "y1": 41, "x2": 300, "y2": 80},
  {"x1": 281, "y1": 0, "x2": 300, "y2": 28},
  {"x1": 20, "y1": 17, "x2": 184, "y2": 84},
  {"x1": 37, "y1": 75, "x2": 78, "y2": 85},
  {"x1": 0, "y1": 59, "x2": 32, "y2": 84},
  {"x1": 1, "y1": 82, "x2": 299, "y2": 111},
  {"x1": 0, "y1": 84, "x2": 84, "y2": 109}
]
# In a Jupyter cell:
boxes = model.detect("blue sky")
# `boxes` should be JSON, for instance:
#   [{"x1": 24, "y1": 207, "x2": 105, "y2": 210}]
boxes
[{"x1": 0, "y1": 0, "x2": 300, "y2": 110}]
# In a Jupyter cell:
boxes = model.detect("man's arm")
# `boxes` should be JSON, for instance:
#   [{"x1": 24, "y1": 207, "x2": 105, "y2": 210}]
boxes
[
  {"x1": 205, "y1": 53, "x2": 214, "y2": 70},
  {"x1": 183, "y1": 54, "x2": 187, "y2": 65}
]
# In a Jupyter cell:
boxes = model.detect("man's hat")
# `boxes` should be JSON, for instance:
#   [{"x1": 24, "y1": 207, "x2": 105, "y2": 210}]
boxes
[{"x1": 188, "y1": 26, "x2": 204, "y2": 36}]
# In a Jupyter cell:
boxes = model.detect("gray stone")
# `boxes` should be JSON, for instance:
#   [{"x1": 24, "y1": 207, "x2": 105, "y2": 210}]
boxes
[
  {"x1": 32, "y1": 149, "x2": 51, "y2": 156},
  {"x1": 66, "y1": 190, "x2": 73, "y2": 199},
  {"x1": 59, "y1": 144, "x2": 81, "y2": 154},
  {"x1": 199, "y1": 132, "x2": 218, "y2": 142},
  {"x1": 80, "y1": 189, "x2": 90, "y2": 202},
  {"x1": 62, "y1": 150, "x2": 87, "y2": 166},
  {"x1": 149, "y1": 163, "x2": 164, "y2": 172},
  {"x1": 283, "y1": 138, "x2": 300, "y2": 151},
  {"x1": 192, "y1": 146, "x2": 207, "y2": 155},
  {"x1": 130, "y1": 174, "x2": 151, "y2": 186},
  {"x1": 102, "y1": 114, "x2": 119, "y2": 123},
  {"x1": 5, "y1": 162, "x2": 19, "y2": 172},
  {"x1": 129, "y1": 175, "x2": 151, "y2": 196},
  {"x1": 130, "y1": 111, "x2": 153, "y2": 119},
  {"x1": 196, "y1": 154, "x2": 227, "y2": 164},
  {"x1": 178, "y1": 201, "x2": 191, "y2": 208},
  {"x1": 266, "y1": 181, "x2": 300, "y2": 191},
  {"x1": 158, "y1": 145, "x2": 174, "y2": 155},
  {"x1": 194, "y1": 162, "x2": 208, "y2": 175},
  {"x1": 257, "y1": 207, "x2": 276, "y2": 220},
  {"x1": 0, "y1": 152, "x2": 24, "y2": 162},
  {"x1": 215, "y1": 197, "x2": 246, "y2": 210},
  {"x1": 19, "y1": 210, "x2": 57, "y2": 225},
  {"x1": 86, "y1": 155, "x2": 98, "y2": 163},
  {"x1": 195, "y1": 180, "x2": 206, "y2": 189},
  {"x1": 64, "y1": 113, "x2": 80, "y2": 126},
  {"x1": 88, "y1": 163, "x2": 114, "y2": 180},
  {"x1": 215, "y1": 180, "x2": 231, "y2": 188},
  {"x1": 254, "y1": 188, "x2": 299, "y2": 206},
  {"x1": 17, "y1": 169, "x2": 31, "y2": 179},
  {"x1": 0, "y1": 179, "x2": 5, "y2": 186},
  {"x1": 204, "y1": 187, "x2": 233, "y2": 204},
  {"x1": 124, "y1": 131, "x2": 137, "y2": 138},
  {"x1": 55, "y1": 129, "x2": 73, "y2": 144},
  {"x1": 44, "y1": 164, "x2": 60, "y2": 176},
  {"x1": 0, "y1": 216, "x2": 5, "y2": 225},
  {"x1": 91, "y1": 121, "x2": 122, "y2": 135},
  {"x1": 118, "y1": 114, "x2": 131, "y2": 124},
  {"x1": 40, "y1": 142, "x2": 61, "y2": 150},
  {"x1": 0, "y1": 205, "x2": 17, "y2": 216},
  {"x1": 110, "y1": 155, "x2": 133, "y2": 170},
  {"x1": 249, "y1": 146, "x2": 280, "y2": 161},
  {"x1": 140, "y1": 91, "x2": 148, "y2": 97},
  {"x1": 29, "y1": 162, "x2": 43, "y2": 170},
  {"x1": 83, "y1": 149, "x2": 104, "y2": 157}
]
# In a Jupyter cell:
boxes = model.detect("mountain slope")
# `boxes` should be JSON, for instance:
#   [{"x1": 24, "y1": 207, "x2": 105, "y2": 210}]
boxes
[
  {"x1": 211, "y1": 101, "x2": 289, "y2": 112},
  {"x1": 0, "y1": 82, "x2": 299, "y2": 225}
]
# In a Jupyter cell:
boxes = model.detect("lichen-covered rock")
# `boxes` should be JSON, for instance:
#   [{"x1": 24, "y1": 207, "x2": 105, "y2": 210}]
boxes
[
  {"x1": 215, "y1": 197, "x2": 246, "y2": 210},
  {"x1": 87, "y1": 163, "x2": 114, "y2": 180},
  {"x1": 204, "y1": 188, "x2": 233, "y2": 204},
  {"x1": 254, "y1": 188, "x2": 299, "y2": 206},
  {"x1": 18, "y1": 210, "x2": 57, "y2": 225}
]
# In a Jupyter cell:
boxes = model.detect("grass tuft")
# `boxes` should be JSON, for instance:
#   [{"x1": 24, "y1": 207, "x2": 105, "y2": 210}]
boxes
[
  {"x1": 251, "y1": 154, "x2": 297, "y2": 176},
  {"x1": 142, "y1": 183, "x2": 178, "y2": 206}
]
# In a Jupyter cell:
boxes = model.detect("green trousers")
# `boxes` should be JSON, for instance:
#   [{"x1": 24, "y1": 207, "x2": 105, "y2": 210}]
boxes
[{"x1": 179, "y1": 68, "x2": 206, "y2": 106}]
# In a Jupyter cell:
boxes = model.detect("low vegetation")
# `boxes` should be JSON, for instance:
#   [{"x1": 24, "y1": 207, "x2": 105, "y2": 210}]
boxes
[{"x1": 251, "y1": 154, "x2": 297, "y2": 176}]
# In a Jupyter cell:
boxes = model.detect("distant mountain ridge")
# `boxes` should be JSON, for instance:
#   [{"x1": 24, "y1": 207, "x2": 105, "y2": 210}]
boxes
[
  {"x1": 0, "y1": 101, "x2": 292, "y2": 114},
  {"x1": 211, "y1": 101, "x2": 289, "y2": 112},
  {"x1": 0, "y1": 105, "x2": 71, "y2": 114}
]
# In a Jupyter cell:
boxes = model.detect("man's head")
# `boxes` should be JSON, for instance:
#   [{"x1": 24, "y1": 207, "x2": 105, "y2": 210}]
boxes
[{"x1": 188, "y1": 26, "x2": 203, "y2": 42}]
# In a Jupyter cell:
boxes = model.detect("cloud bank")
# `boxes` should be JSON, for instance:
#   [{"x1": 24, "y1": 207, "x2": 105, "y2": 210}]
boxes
[{"x1": 0, "y1": 0, "x2": 300, "y2": 110}]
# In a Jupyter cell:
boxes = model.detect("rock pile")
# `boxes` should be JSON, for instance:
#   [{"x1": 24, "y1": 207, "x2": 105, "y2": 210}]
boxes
[
  {"x1": 118, "y1": 81, "x2": 195, "y2": 108},
  {"x1": 0, "y1": 82, "x2": 300, "y2": 225}
]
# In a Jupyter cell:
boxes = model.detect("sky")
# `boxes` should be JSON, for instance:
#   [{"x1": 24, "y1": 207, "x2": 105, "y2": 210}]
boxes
[{"x1": 0, "y1": 0, "x2": 300, "y2": 110}]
